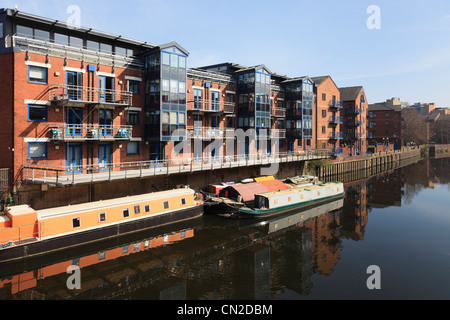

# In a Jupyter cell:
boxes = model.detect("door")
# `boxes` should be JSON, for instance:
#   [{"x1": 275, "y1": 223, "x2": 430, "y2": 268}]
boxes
[
  {"x1": 211, "y1": 91, "x2": 219, "y2": 111},
  {"x1": 66, "y1": 71, "x2": 83, "y2": 101},
  {"x1": 193, "y1": 114, "x2": 203, "y2": 138},
  {"x1": 66, "y1": 107, "x2": 83, "y2": 136},
  {"x1": 99, "y1": 76, "x2": 115, "y2": 103},
  {"x1": 193, "y1": 140, "x2": 202, "y2": 163},
  {"x1": 99, "y1": 109, "x2": 113, "y2": 137},
  {"x1": 149, "y1": 143, "x2": 165, "y2": 167},
  {"x1": 66, "y1": 143, "x2": 82, "y2": 173},
  {"x1": 98, "y1": 143, "x2": 113, "y2": 171}
]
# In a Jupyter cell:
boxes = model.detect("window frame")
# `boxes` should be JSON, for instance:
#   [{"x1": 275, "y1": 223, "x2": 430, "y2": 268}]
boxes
[
  {"x1": 72, "y1": 217, "x2": 81, "y2": 228},
  {"x1": 28, "y1": 142, "x2": 47, "y2": 159},
  {"x1": 126, "y1": 141, "x2": 140, "y2": 155},
  {"x1": 28, "y1": 104, "x2": 48, "y2": 122},
  {"x1": 28, "y1": 65, "x2": 48, "y2": 84}
]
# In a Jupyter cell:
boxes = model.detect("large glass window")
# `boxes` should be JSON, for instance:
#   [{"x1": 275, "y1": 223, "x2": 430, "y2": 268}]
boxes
[
  {"x1": 28, "y1": 142, "x2": 47, "y2": 159},
  {"x1": 28, "y1": 104, "x2": 47, "y2": 121},
  {"x1": 29, "y1": 66, "x2": 48, "y2": 84}
]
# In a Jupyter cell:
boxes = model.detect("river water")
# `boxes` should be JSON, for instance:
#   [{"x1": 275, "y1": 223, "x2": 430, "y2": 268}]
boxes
[{"x1": 1, "y1": 157, "x2": 449, "y2": 300}]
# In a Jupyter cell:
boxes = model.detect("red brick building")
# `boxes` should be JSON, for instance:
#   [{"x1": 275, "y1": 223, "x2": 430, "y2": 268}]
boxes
[
  {"x1": 339, "y1": 86, "x2": 369, "y2": 156},
  {"x1": 312, "y1": 76, "x2": 342, "y2": 156},
  {"x1": 367, "y1": 103, "x2": 402, "y2": 151}
]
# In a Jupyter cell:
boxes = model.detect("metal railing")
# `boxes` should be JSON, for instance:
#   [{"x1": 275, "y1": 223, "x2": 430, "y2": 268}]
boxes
[
  {"x1": 344, "y1": 108, "x2": 362, "y2": 115},
  {"x1": 49, "y1": 124, "x2": 133, "y2": 141},
  {"x1": 49, "y1": 85, "x2": 133, "y2": 106},
  {"x1": 330, "y1": 116, "x2": 343, "y2": 124},
  {"x1": 187, "y1": 127, "x2": 223, "y2": 140},
  {"x1": 187, "y1": 100, "x2": 235, "y2": 113},
  {"x1": 272, "y1": 107, "x2": 286, "y2": 117},
  {"x1": 23, "y1": 150, "x2": 332, "y2": 186},
  {"x1": 329, "y1": 100, "x2": 343, "y2": 109},
  {"x1": 11, "y1": 34, "x2": 144, "y2": 69},
  {"x1": 329, "y1": 132, "x2": 344, "y2": 140},
  {"x1": 345, "y1": 120, "x2": 362, "y2": 127},
  {"x1": 0, "y1": 222, "x2": 43, "y2": 247}
]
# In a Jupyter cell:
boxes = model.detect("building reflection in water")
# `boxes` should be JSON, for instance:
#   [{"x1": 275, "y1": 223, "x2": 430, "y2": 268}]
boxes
[{"x1": 1, "y1": 158, "x2": 449, "y2": 300}]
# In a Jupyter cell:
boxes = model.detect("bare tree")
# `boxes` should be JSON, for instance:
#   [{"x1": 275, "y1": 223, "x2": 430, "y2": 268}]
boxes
[{"x1": 402, "y1": 108, "x2": 429, "y2": 145}]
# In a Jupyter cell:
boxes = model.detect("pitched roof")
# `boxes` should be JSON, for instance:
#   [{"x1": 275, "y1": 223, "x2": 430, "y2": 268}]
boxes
[
  {"x1": 339, "y1": 86, "x2": 363, "y2": 101},
  {"x1": 368, "y1": 103, "x2": 401, "y2": 112},
  {"x1": 311, "y1": 76, "x2": 329, "y2": 85}
]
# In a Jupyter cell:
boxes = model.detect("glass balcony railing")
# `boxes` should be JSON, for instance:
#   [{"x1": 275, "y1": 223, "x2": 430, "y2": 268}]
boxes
[{"x1": 49, "y1": 124, "x2": 133, "y2": 141}]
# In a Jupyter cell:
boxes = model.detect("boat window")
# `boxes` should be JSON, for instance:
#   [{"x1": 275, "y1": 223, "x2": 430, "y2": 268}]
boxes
[
  {"x1": 99, "y1": 212, "x2": 106, "y2": 222},
  {"x1": 123, "y1": 208, "x2": 130, "y2": 217},
  {"x1": 288, "y1": 197, "x2": 292, "y2": 202},
  {"x1": 164, "y1": 201, "x2": 169, "y2": 209},
  {"x1": 145, "y1": 204, "x2": 150, "y2": 213},
  {"x1": 134, "y1": 205, "x2": 140, "y2": 214},
  {"x1": 72, "y1": 217, "x2": 80, "y2": 228},
  {"x1": 181, "y1": 198, "x2": 186, "y2": 205}
]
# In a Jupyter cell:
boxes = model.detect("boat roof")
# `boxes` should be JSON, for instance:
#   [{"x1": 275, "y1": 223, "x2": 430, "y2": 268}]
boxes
[
  {"x1": 37, "y1": 188, "x2": 195, "y2": 219},
  {"x1": 256, "y1": 182, "x2": 341, "y2": 199},
  {"x1": 225, "y1": 180, "x2": 291, "y2": 202}
]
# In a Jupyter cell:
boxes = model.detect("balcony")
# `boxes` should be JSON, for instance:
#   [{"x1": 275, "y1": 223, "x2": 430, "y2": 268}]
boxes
[
  {"x1": 344, "y1": 108, "x2": 362, "y2": 115},
  {"x1": 329, "y1": 100, "x2": 343, "y2": 109},
  {"x1": 272, "y1": 107, "x2": 286, "y2": 118},
  {"x1": 332, "y1": 148, "x2": 343, "y2": 156},
  {"x1": 49, "y1": 124, "x2": 133, "y2": 141},
  {"x1": 49, "y1": 85, "x2": 133, "y2": 107},
  {"x1": 330, "y1": 116, "x2": 343, "y2": 124},
  {"x1": 187, "y1": 100, "x2": 235, "y2": 113},
  {"x1": 187, "y1": 127, "x2": 223, "y2": 140},
  {"x1": 329, "y1": 132, "x2": 343, "y2": 140},
  {"x1": 347, "y1": 132, "x2": 363, "y2": 139},
  {"x1": 345, "y1": 120, "x2": 362, "y2": 127},
  {"x1": 271, "y1": 129, "x2": 286, "y2": 139},
  {"x1": 286, "y1": 128, "x2": 303, "y2": 138}
]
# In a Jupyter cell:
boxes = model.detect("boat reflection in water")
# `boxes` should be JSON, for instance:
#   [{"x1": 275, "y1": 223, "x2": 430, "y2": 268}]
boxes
[{"x1": 0, "y1": 197, "x2": 343, "y2": 300}]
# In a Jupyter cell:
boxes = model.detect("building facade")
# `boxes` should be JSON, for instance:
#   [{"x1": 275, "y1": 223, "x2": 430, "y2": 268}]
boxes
[
  {"x1": 0, "y1": 8, "x2": 370, "y2": 207},
  {"x1": 367, "y1": 103, "x2": 402, "y2": 151}
]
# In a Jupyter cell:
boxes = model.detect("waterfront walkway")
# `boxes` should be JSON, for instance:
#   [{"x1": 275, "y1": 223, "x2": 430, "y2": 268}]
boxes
[{"x1": 23, "y1": 150, "x2": 331, "y2": 186}]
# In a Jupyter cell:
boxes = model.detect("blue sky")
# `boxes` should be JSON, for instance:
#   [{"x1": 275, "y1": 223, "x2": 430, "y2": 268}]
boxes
[{"x1": 3, "y1": 0, "x2": 450, "y2": 107}]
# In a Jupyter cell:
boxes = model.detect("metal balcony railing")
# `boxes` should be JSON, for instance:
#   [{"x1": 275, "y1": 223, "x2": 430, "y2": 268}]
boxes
[
  {"x1": 271, "y1": 129, "x2": 286, "y2": 139},
  {"x1": 344, "y1": 108, "x2": 362, "y2": 115},
  {"x1": 187, "y1": 127, "x2": 223, "y2": 140},
  {"x1": 329, "y1": 132, "x2": 343, "y2": 140},
  {"x1": 272, "y1": 108, "x2": 286, "y2": 118},
  {"x1": 187, "y1": 100, "x2": 235, "y2": 113},
  {"x1": 332, "y1": 148, "x2": 343, "y2": 156},
  {"x1": 330, "y1": 116, "x2": 343, "y2": 124},
  {"x1": 329, "y1": 100, "x2": 343, "y2": 109},
  {"x1": 49, "y1": 85, "x2": 133, "y2": 106},
  {"x1": 345, "y1": 120, "x2": 362, "y2": 127},
  {"x1": 49, "y1": 124, "x2": 133, "y2": 141}
]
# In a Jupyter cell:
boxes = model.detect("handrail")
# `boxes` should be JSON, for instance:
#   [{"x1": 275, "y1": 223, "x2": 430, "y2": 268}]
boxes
[
  {"x1": 23, "y1": 150, "x2": 332, "y2": 185},
  {"x1": 49, "y1": 123, "x2": 133, "y2": 140},
  {"x1": 0, "y1": 222, "x2": 43, "y2": 246},
  {"x1": 49, "y1": 84, "x2": 133, "y2": 106}
]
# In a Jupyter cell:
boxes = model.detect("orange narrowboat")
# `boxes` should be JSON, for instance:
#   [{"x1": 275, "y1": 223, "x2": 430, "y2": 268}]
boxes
[{"x1": 0, "y1": 188, "x2": 203, "y2": 263}]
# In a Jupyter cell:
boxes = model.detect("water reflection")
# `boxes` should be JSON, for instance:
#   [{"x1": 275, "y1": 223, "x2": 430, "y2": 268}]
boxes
[{"x1": 1, "y1": 157, "x2": 449, "y2": 300}]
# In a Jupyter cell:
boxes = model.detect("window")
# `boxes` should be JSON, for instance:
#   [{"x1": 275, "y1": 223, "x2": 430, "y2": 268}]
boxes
[
  {"x1": 123, "y1": 208, "x2": 129, "y2": 218},
  {"x1": 54, "y1": 33, "x2": 68, "y2": 45},
  {"x1": 144, "y1": 204, "x2": 150, "y2": 213},
  {"x1": 99, "y1": 212, "x2": 106, "y2": 222},
  {"x1": 72, "y1": 217, "x2": 81, "y2": 228},
  {"x1": 0, "y1": 22, "x2": 3, "y2": 38},
  {"x1": 322, "y1": 110, "x2": 327, "y2": 117},
  {"x1": 163, "y1": 201, "x2": 169, "y2": 209},
  {"x1": 127, "y1": 111, "x2": 139, "y2": 125},
  {"x1": 181, "y1": 198, "x2": 186, "y2": 205},
  {"x1": 127, "y1": 80, "x2": 140, "y2": 94},
  {"x1": 127, "y1": 141, "x2": 139, "y2": 155},
  {"x1": 322, "y1": 93, "x2": 326, "y2": 101},
  {"x1": 134, "y1": 205, "x2": 140, "y2": 214},
  {"x1": 28, "y1": 104, "x2": 47, "y2": 121},
  {"x1": 28, "y1": 142, "x2": 47, "y2": 159},
  {"x1": 322, "y1": 126, "x2": 326, "y2": 134},
  {"x1": 29, "y1": 66, "x2": 47, "y2": 84}
]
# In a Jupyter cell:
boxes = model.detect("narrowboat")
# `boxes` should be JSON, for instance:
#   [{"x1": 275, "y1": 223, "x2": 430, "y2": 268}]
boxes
[
  {"x1": 0, "y1": 188, "x2": 203, "y2": 263},
  {"x1": 237, "y1": 182, "x2": 344, "y2": 218}
]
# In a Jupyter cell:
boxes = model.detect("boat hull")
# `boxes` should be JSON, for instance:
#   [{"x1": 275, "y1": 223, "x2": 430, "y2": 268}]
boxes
[
  {"x1": 237, "y1": 194, "x2": 344, "y2": 219},
  {"x1": 0, "y1": 205, "x2": 203, "y2": 263}
]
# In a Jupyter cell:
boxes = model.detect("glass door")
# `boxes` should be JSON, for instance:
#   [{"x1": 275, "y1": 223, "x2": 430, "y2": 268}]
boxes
[
  {"x1": 66, "y1": 107, "x2": 83, "y2": 137},
  {"x1": 66, "y1": 143, "x2": 82, "y2": 173},
  {"x1": 99, "y1": 109, "x2": 113, "y2": 137},
  {"x1": 149, "y1": 143, "x2": 165, "y2": 167},
  {"x1": 66, "y1": 71, "x2": 83, "y2": 101},
  {"x1": 98, "y1": 143, "x2": 113, "y2": 171}
]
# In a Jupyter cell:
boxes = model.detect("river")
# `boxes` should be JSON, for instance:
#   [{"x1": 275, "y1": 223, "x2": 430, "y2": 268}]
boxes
[{"x1": 1, "y1": 157, "x2": 449, "y2": 300}]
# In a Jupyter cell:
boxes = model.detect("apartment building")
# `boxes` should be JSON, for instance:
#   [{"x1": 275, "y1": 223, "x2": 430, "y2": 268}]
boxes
[
  {"x1": 339, "y1": 86, "x2": 369, "y2": 156},
  {"x1": 0, "y1": 8, "x2": 371, "y2": 207},
  {"x1": 312, "y1": 76, "x2": 342, "y2": 157},
  {"x1": 367, "y1": 103, "x2": 402, "y2": 151}
]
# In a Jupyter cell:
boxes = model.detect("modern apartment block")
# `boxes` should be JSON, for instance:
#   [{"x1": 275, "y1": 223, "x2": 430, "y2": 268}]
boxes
[{"x1": 0, "y1": 8, "x2": 368, "y2": 206}]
